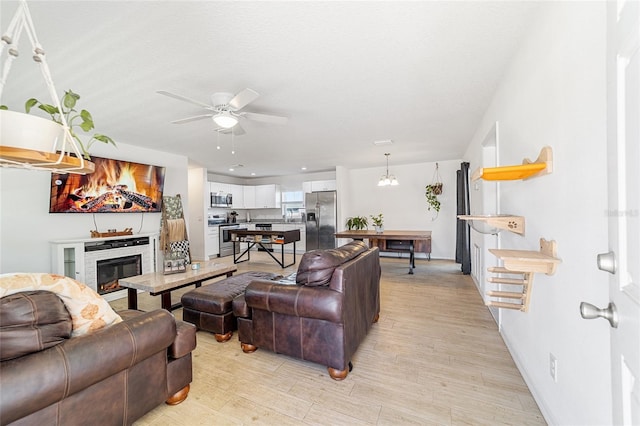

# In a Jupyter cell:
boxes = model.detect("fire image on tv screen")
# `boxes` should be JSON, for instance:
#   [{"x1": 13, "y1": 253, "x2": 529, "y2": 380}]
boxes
[{"x1": 49, "y1": 156, "x2": 166, "y2": 213}]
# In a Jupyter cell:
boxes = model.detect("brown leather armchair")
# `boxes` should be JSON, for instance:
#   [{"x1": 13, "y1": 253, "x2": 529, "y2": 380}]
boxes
[
  {"x1": 234, "y1": 241, "x2": 381, "y2": 380},
  {"x1": 0, "y1": 291, "x2": 196, "y2": 426}
]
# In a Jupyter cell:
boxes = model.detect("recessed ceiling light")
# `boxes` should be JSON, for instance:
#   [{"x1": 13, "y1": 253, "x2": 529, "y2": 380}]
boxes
[
  {"x1": 228, "y1": 167, "x2": 234, "y2": 172},
  {"x1": 250, "y1": 172, "x2": 256, "y2": 176},
  {"x1": 301, "y1": 166, "x2": 307, "y2": 171},
  {"x1": 373, "y1": 139, "x2": 394, "y2": 146}
]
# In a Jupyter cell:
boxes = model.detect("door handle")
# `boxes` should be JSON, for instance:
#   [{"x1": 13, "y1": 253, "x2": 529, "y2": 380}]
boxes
[
  {"x1": 580, "y1": 301, "x2": 618, "y2": 328},
  {"x1": 597, "y1": 251, "x2": 616, "y2": 274}
]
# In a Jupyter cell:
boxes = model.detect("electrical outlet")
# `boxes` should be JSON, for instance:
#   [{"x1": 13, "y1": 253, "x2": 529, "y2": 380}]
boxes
[{"x1": 549, "y1": 353, "x2": 558, "y2": 382}]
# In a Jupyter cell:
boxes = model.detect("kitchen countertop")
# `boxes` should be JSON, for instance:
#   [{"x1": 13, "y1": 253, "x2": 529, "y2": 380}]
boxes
[{"x1": 208, "y1": 220, "x2": 304, "y2": 227}]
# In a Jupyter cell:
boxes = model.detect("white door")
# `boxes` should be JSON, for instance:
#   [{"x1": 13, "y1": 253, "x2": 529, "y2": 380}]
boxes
[{"x1": 605, "y1": 1, "x2": 639, "y2": 424}]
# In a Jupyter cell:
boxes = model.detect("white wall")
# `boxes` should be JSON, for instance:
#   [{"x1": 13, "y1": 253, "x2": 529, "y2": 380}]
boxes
[
  {"x1": 338, "y1": 159, "x2": 460, "y2": 260},
  {"x1": 463, "y1": 3, "x2": 610, "y2": 425},
  {"x1": 0, "y1": 142, "x2": 189, "y2": 273}
]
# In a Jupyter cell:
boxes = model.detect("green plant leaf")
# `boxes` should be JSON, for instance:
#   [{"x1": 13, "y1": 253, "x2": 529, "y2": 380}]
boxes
[
  {"x1": 0, "y1": 105, "x2": 8, "y2": 110},
  {"x1": 38, "y1": 104, "x2": 59, "y2": 116},
  {"x1": 25, "y1": 98, "x2": 38, "y2": 113},
  {"x1": 78, "y1": 110, "x2": 95, "y2": 132},
  {"x1": 93, "y1": 134, "x2": 116, "y2": 145},
  {"x1": 63, "y1": 90, "x2": 80, "y2": 109},
  {"x1": 79, "y1": 121, "x2": 93, "y2": 132}
]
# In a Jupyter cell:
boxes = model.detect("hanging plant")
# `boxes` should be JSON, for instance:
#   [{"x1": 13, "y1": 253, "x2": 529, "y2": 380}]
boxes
[
  {"x1": 425, "y1": 185, "x2": 441, "y2": 212},
  {"x1": 425, "y1": 163, "x2": 442, "y2": 218},
  {"x1": 24, "y1": 90, "x2": 116, "y2": 160}
]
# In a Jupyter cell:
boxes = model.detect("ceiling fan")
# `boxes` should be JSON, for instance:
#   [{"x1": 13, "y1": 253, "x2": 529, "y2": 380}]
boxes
[{"x1": 157, "y1": 88, "x2": 288, "y2": 135}]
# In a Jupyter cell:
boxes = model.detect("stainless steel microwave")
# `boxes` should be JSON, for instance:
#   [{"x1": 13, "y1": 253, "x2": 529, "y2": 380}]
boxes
[{"x1": 211, "y1": 193, "x2": 232, "y2": 207}]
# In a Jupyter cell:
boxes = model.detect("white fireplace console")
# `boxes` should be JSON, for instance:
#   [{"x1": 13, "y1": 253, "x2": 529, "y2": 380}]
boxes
[{"x1": 50, "y1": 233, "x2": 159, "y2": 302}]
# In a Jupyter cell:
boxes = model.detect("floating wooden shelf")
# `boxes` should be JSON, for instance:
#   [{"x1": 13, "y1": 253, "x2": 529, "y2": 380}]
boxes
[
  {"x1": 489, "y1": 238, "x2": 560, "y2": 275},
  {"x1": 458, "y1": 215, "x2": 525, "y2": 235},
  {"x1": 472, "y1": 146, "x2": 553, "y2": 181},
  {"x1": 0, "y1": 146, "x2": 95, "y2": 174}
]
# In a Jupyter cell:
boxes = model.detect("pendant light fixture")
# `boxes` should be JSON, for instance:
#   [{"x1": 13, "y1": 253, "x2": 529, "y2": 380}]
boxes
[{"x1": 378, "y1": 153, "x2": 399, "y2": 186}]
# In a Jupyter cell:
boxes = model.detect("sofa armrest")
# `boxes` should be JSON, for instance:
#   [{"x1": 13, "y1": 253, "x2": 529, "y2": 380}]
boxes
[
  {"x1": 245, "y1": 279, "x2": 342, "y2": 323},
  {"x1": 169, "y1": 319, "x2": 196, "y2": 359},
  {"x1": 0, "y1": 309, "x2": 176, "y2": 425}
]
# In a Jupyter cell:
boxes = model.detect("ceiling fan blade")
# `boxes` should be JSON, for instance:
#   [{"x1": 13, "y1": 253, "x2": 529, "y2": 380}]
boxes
[
  {"x1": 243, "y1": 112, "x2": 288, "y2": 125},
  {"x1": 216, "y1": 123, "x2": 246, "y2": 136},
  {"x1": 229, "y1": 88, "x2": 259, "y2": 110},
  {"x1": 157, "y1": 90, "x2": 213, "y2": 110},
  {"x1": 232, "y1": 124, "x2": 247, "y2": 136},
  {"x1": 171, "y1": 114, "x2": 213, "y2": 124}
]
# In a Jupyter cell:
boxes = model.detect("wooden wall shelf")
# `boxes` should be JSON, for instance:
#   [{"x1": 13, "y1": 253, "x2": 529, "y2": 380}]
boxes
[
  {"x1": 489, "y1": 238, "x2": 560, "y2": 275},
  {"x1": 472, "y1": 146, "x2": 553, "y2": 181},
  {"x1": 485, "y1": 267, "x2": 534, "y2": 312},
  {"x1": 484, "y1": 239, "x2": 560, "y2": 312},
  {"x1": 458, "y1": 215, "x2": 525, "y2": 235},
  {"x1": 0, "y1": 146, "x2": 95, "y2": 174}
]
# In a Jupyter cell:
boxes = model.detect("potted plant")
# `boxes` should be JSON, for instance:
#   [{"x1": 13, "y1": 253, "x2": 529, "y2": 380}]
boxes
[
  {"x1": 1, "y1": 90, "x2": 115, "y2": 159},
  {"x1": 370, "y1": 213, "x2": 384, "y2": 233},
  {"x1": 425, "y1": 184, "x2": 442, "y2": 212},
  {"x1": 346, "y1": 216, "x2": 368, "y2": 230}
]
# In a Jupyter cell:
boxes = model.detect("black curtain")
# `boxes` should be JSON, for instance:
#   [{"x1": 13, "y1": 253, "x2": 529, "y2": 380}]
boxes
[{"x1": 455, "y1": 162, "x2": 471, "y2": 274}]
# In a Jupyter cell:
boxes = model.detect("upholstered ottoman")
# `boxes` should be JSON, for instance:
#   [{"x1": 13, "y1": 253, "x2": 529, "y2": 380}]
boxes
[{"x1": 181, "y1": 271, "x2": 281, "y2": 342}]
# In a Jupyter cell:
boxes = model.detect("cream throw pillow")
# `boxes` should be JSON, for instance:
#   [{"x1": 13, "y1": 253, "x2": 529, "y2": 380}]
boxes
[{"x1": 0, "y1": 273, "x2": 122, "y2": 336}]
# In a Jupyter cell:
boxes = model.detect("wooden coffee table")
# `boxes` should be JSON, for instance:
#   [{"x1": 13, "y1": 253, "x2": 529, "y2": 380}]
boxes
[{"x1": 119, "y1": 261, "x2": 237, "y2": 311}]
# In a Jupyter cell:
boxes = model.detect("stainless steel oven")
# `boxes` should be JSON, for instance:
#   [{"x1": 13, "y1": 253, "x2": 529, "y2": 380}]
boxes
[{"x1": 219, "y1": 224, "x2": 246, "y2": 257}]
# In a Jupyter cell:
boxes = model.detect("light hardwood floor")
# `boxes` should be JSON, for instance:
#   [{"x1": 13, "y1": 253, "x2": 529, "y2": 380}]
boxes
[{"x1": 110, "y1": 253, "x2": 546, "y2": 425}]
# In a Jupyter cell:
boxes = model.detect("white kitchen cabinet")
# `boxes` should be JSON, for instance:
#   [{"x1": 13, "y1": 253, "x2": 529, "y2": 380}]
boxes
[
  {"x1": 205, "y1": 226, "x2": 219, "y2": 258},
  {"x1": 303, "y1": 180, "x2": 336, "y2": 193},
  {"x1": 209, "y1": 182, "x2": 229, "y2": 194},
  {"x1": 229, "y1": 184, "x2": 244, "y2": 209},
  {"x1": 51, "y1": 242, "x2": 85, "y2": 283},
  {"x1": 254, "y1": 184, "x2": 281, "y2": 208},
  {"x1": 243, "y1": 186, "x2": 256, "y2": 208}
]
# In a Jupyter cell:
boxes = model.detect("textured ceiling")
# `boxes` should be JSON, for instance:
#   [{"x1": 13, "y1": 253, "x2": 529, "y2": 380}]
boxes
[{"x1": 1, "y1": 1, "x2": 539, "y2": 178}]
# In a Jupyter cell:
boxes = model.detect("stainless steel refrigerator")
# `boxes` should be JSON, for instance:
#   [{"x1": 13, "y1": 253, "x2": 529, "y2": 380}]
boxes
[{"x1": 305, "y1": 191, "x2": 337, "y2": 250}]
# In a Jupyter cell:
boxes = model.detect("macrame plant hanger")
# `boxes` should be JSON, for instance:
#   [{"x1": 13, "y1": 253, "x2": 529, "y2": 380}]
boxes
[
  {"x1": 0, "y1": 0, "x2": 88, "y2": 173},
  {"x1": 431, "y1": 163, "x2": 443, "y2": 194}
]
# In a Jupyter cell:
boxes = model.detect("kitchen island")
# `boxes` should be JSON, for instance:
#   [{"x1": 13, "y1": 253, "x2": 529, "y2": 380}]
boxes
[
  {"x1": 231, "y1": 229, "x2": 300, "y2": 268},
  {"x1": 334, "y1": 230, "x2": 431, "y2": 274}
]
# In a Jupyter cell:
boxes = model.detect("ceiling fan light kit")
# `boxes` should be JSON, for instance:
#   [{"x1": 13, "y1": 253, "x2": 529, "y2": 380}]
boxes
[{"x1": 212, "y1": 111, "x2": 238, "y2": 129}]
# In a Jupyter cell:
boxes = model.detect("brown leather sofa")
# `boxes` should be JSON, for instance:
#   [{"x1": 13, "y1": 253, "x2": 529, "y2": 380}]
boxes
[
  {"x1": 234, "y1": 240, "x2": 381, "y2": 380},
  {"x1": 0, "y1": 291, "x2": 196, "y2": 426}
]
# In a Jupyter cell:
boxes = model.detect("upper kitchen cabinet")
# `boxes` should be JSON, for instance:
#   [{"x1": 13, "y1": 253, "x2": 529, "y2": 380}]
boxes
[
  {"x1": 303, "y1": 180, "x2": 336, "y2": 193},
  {"x1": 243, "y1": 186, "x2": 256, "y2": 209},
  {"x1": 229, "y1": 184, "x2": 244, "y2": 209},
  {"x1": 209, "y1": 181, "x2": 229, "y2": 194},
  {"x1": 254, "y1": 184, "x2": 281, "y2": 208}
]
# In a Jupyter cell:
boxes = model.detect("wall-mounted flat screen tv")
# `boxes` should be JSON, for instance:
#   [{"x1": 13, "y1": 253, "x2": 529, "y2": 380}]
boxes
[{"x1": 49, "y1": 155, "x2": 166, "y2": 213}]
